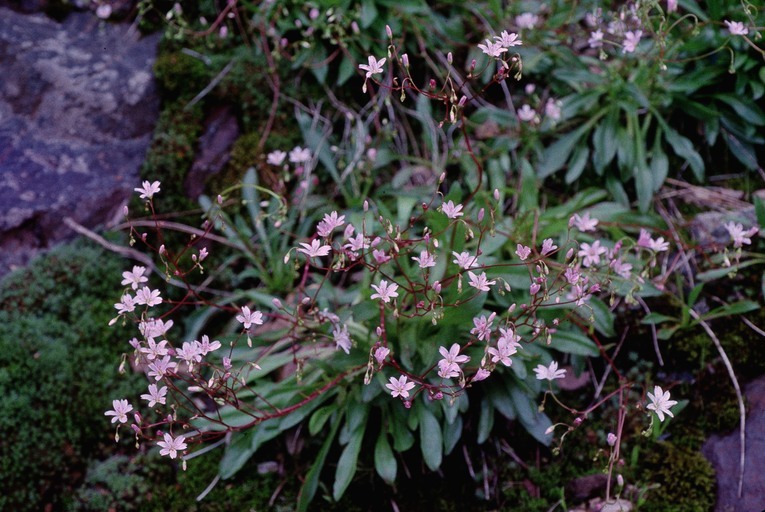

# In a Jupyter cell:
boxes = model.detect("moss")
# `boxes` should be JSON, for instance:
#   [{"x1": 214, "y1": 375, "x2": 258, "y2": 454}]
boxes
[
  {"x1": 153, "y1": 51, "x2": 213, "y2": 100},
  {"x1": 638, "y1": 442, "x2": 715, "y2": 512},
  {"x1": 0, "y1": 240, "x2": 144, "y2": 511}
]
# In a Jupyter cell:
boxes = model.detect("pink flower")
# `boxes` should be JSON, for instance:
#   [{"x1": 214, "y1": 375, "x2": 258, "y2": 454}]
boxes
[
  {"x1": 148, "y1": 355, "x2": 177, "y2": 381},
  {"x1": 333, "y1": 324, "x2": 351, "y2": 354},
  {"x1": 588, "y1": 29, "x2": 604, "y2": 48},
  {"x1": 478, "y1": 39, "x2": 507, "y2": 57},
  {"x1": 441, "y1": 200, "x2": 464, "y2": 219},
  {"x1": 622, "y1": 30, "x2": 642, "y2": 53},
  {"x1": 157, "y1": 433, "x2": 187, "y2": 459},
  {"x1": 571, "y1": 212, "x2": 598, "y2": 232},
  {"x1": 359, "y1": 55, "x2": 386, "y2": 78},
  {"x1": 114, "y1": 294, "x2": 136, "y2": 315},
  {"x1": 578, "y1": 240, "x2": 607, "y2": 267},
  {"x1": 236, "y1": 306, "x2": 264, "y2": 329},
  {"x1": 488, "y1": 334, "x2": 519, "y2": 367},
  {"x1": 386, "y1": 375, "x2": 416, "y2": 398},
  {"x1": 495, "y1": 30, "x2": 522, "y2": 47},
  {"x1": 121, "y1": 265, "x2": 148, "y2": 290},
  {"x1": 297, "y1": 239, "x2": 332, "y2": 258},
  {"x1": 471, "y1": 312, "x2": 496, "y2": 341},
  {"x1": 515, "y1": 12, "x2": 539, "y2": 29},
  {"x1": 724, "y1": 20, "x2": 748, "y2": 36},
  {"x1": 198, "y1": 335, "x2": 221, "y2": 355},
  {"x1": 467, "y1": 271, "x2": 495, "y2": 292},
  {"x1": 140, "y1": 339, "x2": 169, "y2": 360},
  {"x1": 374, "y1": 346, "x2": 390, "y2": 365},
  {"x1": 135, "y1": 287, "x2": 162, "y2": 307},
  {"x1": 316, "y1": 211, "x2": 346, "y2": 237},
  {"x1": 725, "y1": 222, "x2": 758, "y2": 248},
  {"x1": 667, "y1": 0, "x2": 678, "y2": 13},
  {"x1": 517, "y1": 105, "x2": 536, "y2": 122},
  {"x1": 452, "y1": 251, "x2": 479, "y2": 269},
  {"x1": 141, "y1": 384, "x2": 168, "y2": 407},
  {"x1": 105, "y1": 399, "x2": 133, "y2": 424},
  {"x1": 371, "y1": 280, "x2": 400, "y2": 303},
  {"x1": 541, "y1": 238, "x2": 557, "y2": 256},
  {"x1": 516, "y1": 244, "x2": 532, "y2": 260},
  {"x1": 412, "y1": 250, "x2": 436, "y2": 268}
]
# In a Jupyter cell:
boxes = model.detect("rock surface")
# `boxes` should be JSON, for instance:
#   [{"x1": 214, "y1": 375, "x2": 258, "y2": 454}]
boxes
[
  {"x1": 0, "y1": 8, "x2": 160, "y2": 276},
  {"x1": 702, "y1": 375, "x2": 765, "y2": 512}
]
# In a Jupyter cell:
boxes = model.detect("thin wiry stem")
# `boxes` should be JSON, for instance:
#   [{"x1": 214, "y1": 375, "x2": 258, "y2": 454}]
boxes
[{"x1": 689, "y1": 309, "x2": 745, "y2": 498}]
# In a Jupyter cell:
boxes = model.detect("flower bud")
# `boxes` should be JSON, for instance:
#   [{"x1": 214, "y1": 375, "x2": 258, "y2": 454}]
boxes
[
  {"x1": 272, "y1": 297, "x2": 283, "y2": 309},
  {"x1": 402, "y1": 53, "x2": 409, "y2": 68},
  {"x1": 386, "y1": 24, "x2": 392, "y2": 38},
  {"x1": 477, "y1": 208, "x2": 485, "y2": 222},
  {"x1": 607, "y1": 432, "x2": 617, "y2": 446},
  {"x1": 429, "y1": 79, "x2": 436, "y2": 90},
  {"x1": 447, "y1": 52, "x2": 453, "y2": 64},
  {"x1": 217, "y1": 194, "x2": 223, "y2": 204}
]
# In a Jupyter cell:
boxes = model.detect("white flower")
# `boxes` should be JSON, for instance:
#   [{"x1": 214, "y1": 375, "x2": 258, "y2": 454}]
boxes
[
  {"x1": 104, "y1": 399, "x2": 133, "y2": 424},
  {"x1": 121, "y1": 265, "x2": 148, "y2": 290},
  {"x1": 725, "y1": 222, "x2": 758, "y2": 248},
  {"x1": 515, "y1": 13, "x2": 539, "y2": 29},
  {"x1": 646, "y1": 385, "x2": 678, "y2": 422},
  {"x1": 724, "y1": 20, "x2": 748, "y2": 36},
  {"x1": 477, "y1": 38, "x2": 507, "y2": 57},
  {"x1": 517, "y1": 104, "x2": 536, "y2": 122},
  {"x1": 135, "y1": 180, "x2": 160, "y2": 200},
  {"x1": 534, "y1": 361, "x2": 566, "y2": 380},
  {"x1": 359, "y1": 55, "x2": 386, "y2": 78},
  {"x1": 267, "y1": 150, "x2": 286, "y2": 166},
  {"x1": 316, "y1": 211, "x2": 346, "y2": 237},
  {"x1": 157, "y1": 433, "x2": 187, "y2": 459},
  {"x1": 198, "y1": 335, "x2": 221, "y2": 355},
  {"x1": 495, "y1": 30, "x2": 522, "y2": 47},
  {"x1": 289, "y1": 146, "x2": 312, "y2": 164},
  {"x1": 135, "y1": 287, "x2": 162, "y2": 307}
]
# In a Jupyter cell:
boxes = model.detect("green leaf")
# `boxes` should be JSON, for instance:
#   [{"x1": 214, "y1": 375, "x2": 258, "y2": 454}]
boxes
[
  {"x1": 333, "y1": 426, "x2": 365, "y2": 500},
  {"x1": 642, "y1": 312, "x2": 678, "y2": 325},
  {"x1": 218, "y1": 430, "x2": 255, "y2": 480},
  {"x1": 699, "y1": 300, "x2": 760, "y2": 322},
  {"x1": 538, "y1": 125, "x2": 589, "y2": 178},
  {"x1": 418, "y1": 404, "x2": 443, "y2": 471},
  {"x1": 374, "y1": 431, "x2": 397, "y2": 484},
  {"x1": 553, "y1": 329, "x2": 600, "y2": 357},
  {"x1": 297, "y1": 413, "x2": 341, "y2": 512},
  {"x1": 592, "y1": 111, "x2": 618, "y2": 174},
  {"x1": 477, "y1": 397, "x2": 494, "y2": 444},
  {"x1": 442, "y1": 415, "x2": 463, "y2": 455},
  {"x1": 715, "y1": 94, "x2": 765, "y2": 126},
  {"x1": 337, "y1": 57, "x2": 355, "y2": 86},
  {"x1": 360, "y1": 0, "x2": 378, "y2": 28},
  {"x1": 586, "y1": 297, "x2": 616, "y2": 337},
  {"x1": 309, "y1": 404, "x2": 337, "y2": 436},
  {"x1": 663, "y1": 126, "x2": 704, "y2": 181},
  {"x1": 565, "y1": 144, "x2": 590, "y2": 184},
  {"x1": 510, "y1": 386, "x2": 553, "y2": 446}
]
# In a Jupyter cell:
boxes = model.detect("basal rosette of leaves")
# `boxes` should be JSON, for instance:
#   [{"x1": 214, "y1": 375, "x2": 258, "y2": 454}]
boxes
[{"x1": 109, "y1": 171, "x2": 702, "y2": 509}]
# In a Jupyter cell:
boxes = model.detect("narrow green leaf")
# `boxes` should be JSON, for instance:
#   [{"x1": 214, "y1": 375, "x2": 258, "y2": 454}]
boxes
[
  {"x1": 309, "y1": 405, "x2": 337, "y2": 436},
  {"x1": 374, "y1": 431, "x2": 397, "y2": 484},
  {"x1": 552, "y1": 329, "x2": 600, "y2": 357},
  {"x1": 477, "y1": 398, "x2": 494, "y2": 444},
  {"x1": 333, "y1": 427, "x2": 365, "y2": 500},
  {"x1": 538, "y1": 125, "x2": 589, "y2": 178},
  {"x1": 715, "y1": 94, "x2": 765, "y2": 126},
  {"x1": 418, "y1": 405, "x2": 443, "y2": 471},
  {"x1": 663, "y1": 127, "x2": 704, "y2": 181},
  {"x1": 642, "y1": 312, "x2": 678, "y2": 325},
  {"x1": 297, "y1": 414, "x2": 342, "y2": 512},
  {"x1": 442, "y1": 415, "x2": 463, "y2": 455}
]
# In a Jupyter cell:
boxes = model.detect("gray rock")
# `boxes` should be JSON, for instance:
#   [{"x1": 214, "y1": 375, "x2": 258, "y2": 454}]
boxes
[
  {"x1": 0, "y1": 8, "x2": 160, "y2": 276},
  {"x1": 702, "y1": 375, "x2": 765, "y2": 512}
]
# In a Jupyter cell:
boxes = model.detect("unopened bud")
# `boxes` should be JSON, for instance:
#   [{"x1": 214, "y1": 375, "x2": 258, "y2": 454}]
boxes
[
  {"x1": 272, "y1": 297, "x2": 283, "y2": 309},
  {"x1": 386, "y1": 24, "x2": 392, "y2": 38},
  {"x1": 494, "y1": 188, "x2": 500, "y2": 201},
  {"x1": 566, "y1": 248, "x2": 574, "y2": 259},
  {"x1": 617, "y1": 474, "x2": 624, "y2": 487},
  {"x1": 432, "y1": 281, "x2": 441, "y2": 293},
  {"x1": 364, "y1": 200, "x2": 369, "y2": 212},
  {"x1": 402, "y1": 53, "x2": 409, "y2": 68},
  {"x1": 459, "y1": 95, "x2": 467, "y2": 107},
  {"x1": 439, "y1": 172, "x2": 446, "y2": 183},
  {"x1": 607, "y1": 432, "x2": 617, "y2": 446},
  {"x1": 470, "y1": 59, "x2": 476, "y2": 71},
  {"x1": 545, "y1": 425, "x2": 555, "y2": 435},
  {"x1": 429, "y1": 79, "x2": 436, "y2": 90},
  {"x1": 477, "y1": 208, "x2": 485, "y2": 222},
  {"x1": 574, "y1": 417, "x2": 584, "y2": 426},
  {"x1": 447, "y1": 52, "x2": 453, "y2": 64},
  {"x1": 123, "y1": 205, "x2": 129, "y2": 217}
]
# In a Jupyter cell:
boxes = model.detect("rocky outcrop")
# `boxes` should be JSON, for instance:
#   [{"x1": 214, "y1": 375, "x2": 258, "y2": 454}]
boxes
[
  {"x1": 0, "y1": 8, "x2": 160, "y2": 276},
  {"x1": 702, "y1": 375, "x2": 765, "y2": 512}
]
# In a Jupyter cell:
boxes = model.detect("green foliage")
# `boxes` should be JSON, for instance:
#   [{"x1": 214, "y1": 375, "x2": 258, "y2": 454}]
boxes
[
  {"x1": 0, "y1": 241, "x2": 143, "y2": 511},
  {"x1": 638, "y1": 442, "x2": 716, "y2": 512}
]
